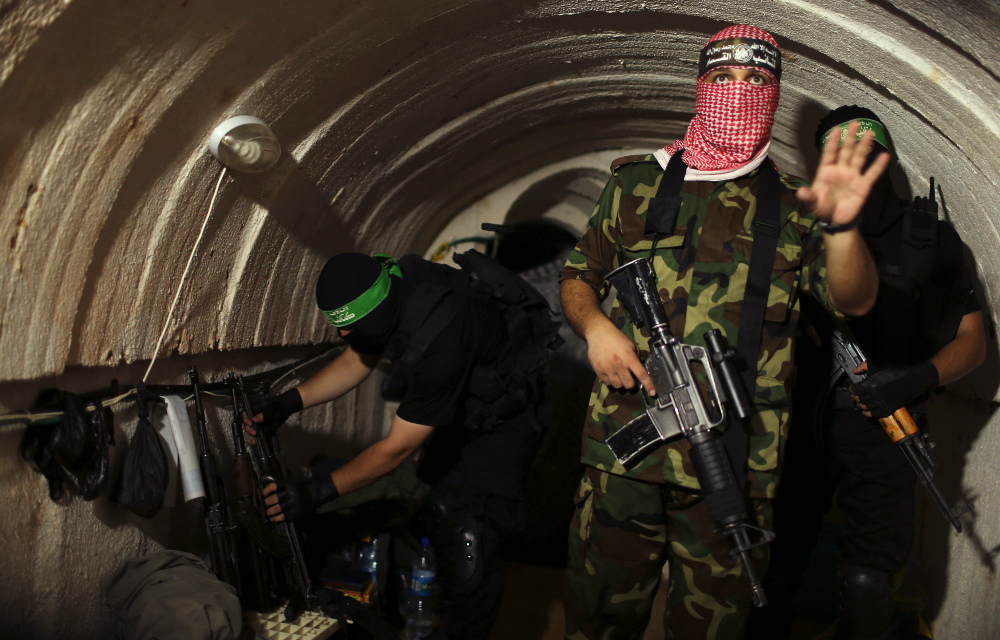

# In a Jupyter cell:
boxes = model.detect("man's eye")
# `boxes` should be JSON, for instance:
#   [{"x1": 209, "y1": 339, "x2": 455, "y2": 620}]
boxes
[{"x1": 713, "y1": 74, "x2": 731, "y2": 84}]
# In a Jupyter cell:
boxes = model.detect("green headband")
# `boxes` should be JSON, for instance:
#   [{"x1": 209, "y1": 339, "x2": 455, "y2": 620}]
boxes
[
  {"x1": 320, "y1": 254, "x2": 402, "y2": 328},
  {"x1": 819, "y1": 118, "x2": 894, "y2": 157}
]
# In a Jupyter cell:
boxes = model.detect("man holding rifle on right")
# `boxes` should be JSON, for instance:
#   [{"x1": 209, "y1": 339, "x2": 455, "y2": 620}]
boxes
[
  {"x1": 748, "y1": 106, "x2": 987, "y2": 640},
  {"x1": 558, "y1": 24, "x2": 889, "y2": 640}
]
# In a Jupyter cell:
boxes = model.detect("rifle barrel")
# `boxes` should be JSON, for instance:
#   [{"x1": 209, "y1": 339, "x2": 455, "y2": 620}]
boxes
[
  {"x1": 189, "y1": 367, "x2": 239, "y2": 588},
  {"x1": 899, "y1": 438, "x2": 965, "y2": 533},
  {"x1": 687, "y1": 430, "x2": 770, "y2": 606}
]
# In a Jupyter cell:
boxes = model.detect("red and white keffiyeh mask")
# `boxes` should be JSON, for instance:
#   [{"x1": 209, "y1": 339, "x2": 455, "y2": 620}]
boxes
[{"x1": 664, "y1": 25, "x2": 782, "y2": 172}]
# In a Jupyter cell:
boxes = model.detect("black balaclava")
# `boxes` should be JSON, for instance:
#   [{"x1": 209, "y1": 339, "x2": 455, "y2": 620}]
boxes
[
  {"x1": 815, "y1": 105, "x2": 901, "y2": 236},
  {"x1": 315, "y1": 253, "x2": 405, "y2": 355}
]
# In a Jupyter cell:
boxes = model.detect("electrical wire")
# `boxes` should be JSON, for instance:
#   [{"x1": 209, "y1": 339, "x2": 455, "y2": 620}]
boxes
[
  {"x1": 267, "y1": 345, "x2": 341, "y2": 392},
  {"x1": 143, "y1": 166, "x2": 228, "y2": 383},
  {"x1": 1, "y1": 167, "x2": 229, "y2": 432},
  {"x1": 430, "y1": 235, "x2": 492, "y2": 262},
  {"x1": 0, "y1": 388, "x2": 137, "y2": 431},
  {"x1": 0, "y1": 159, "x2": 349, "y2": 433}
]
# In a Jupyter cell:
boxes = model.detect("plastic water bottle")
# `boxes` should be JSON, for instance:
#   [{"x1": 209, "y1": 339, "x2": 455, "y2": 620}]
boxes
[
  {"x1": 406, "y1": 596, "x2": 434, "y2": 639},
  {"x1": 357, "y1": 536, "x2": 378, "y2": 588},
  {"x1": 406, "y1": 536, "x2": 436, "y2": 639},
  {"x1": 410, "y1": 536, "x2": 436, "y2": 597}
]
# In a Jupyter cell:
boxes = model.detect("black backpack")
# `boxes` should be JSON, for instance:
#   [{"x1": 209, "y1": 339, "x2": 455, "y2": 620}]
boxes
[{"x1": 381, "y1": 249, "x2": 562, "y2": 432}]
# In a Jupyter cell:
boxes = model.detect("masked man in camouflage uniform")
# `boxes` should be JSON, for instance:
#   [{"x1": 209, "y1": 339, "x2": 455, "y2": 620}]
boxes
[{"x1": 559, "y1": 25, "x2": 888, "y2": 639}]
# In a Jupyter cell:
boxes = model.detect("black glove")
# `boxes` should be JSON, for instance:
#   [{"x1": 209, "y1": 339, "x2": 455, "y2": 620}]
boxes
[
  {"x1": 250, "y1": 388, "x2": 303, "y2": 431},
  {"x1": 273, "y1": 473, "x2": 340, "y2": 521},
  {"x1": 852, "y1": 361, "x2": 939, "y2": 418}
]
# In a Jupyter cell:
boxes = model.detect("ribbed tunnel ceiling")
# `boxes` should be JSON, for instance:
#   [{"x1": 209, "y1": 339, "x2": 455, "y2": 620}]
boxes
[
  {"x1": 3, "y1": 4, "x2": 1000, "y2": 638},
  {"x1": 1, "y1": 0, "x2": 999, "y2": 388}
]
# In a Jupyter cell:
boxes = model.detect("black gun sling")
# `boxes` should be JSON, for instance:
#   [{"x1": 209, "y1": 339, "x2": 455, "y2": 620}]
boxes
[
  {"x1": 644, "y1": 150, "x2": 688, "y2": 238},
  {"x1": 380, "y1": 266, "x2": 463, "y2": 401},
  {"x1": 643, "y1": 156, "x2": 783, "y2": 481},
  {"x1": 731, "y1": 159, "x2": 782, "y2": 480}
]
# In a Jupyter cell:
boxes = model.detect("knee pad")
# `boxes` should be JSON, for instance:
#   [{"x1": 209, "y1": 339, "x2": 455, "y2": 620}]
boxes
[
  {"x1": 835, "y1": 566, "x2": 894, "y2": 640},
  {"x1": 421, "y1": 496, "x2": 487, "y2": 595},
  {"x1": 448, "y1": 513, "x2": 484, "y2": 593}
]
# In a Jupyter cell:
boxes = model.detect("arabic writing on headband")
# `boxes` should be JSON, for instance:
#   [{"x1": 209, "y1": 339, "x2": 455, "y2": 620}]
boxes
[{"x1": 704, "y1": 42, "x2": 778, "y2": 69}]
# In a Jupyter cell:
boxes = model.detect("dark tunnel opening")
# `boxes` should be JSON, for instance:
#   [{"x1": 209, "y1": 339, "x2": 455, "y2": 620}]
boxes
[{"x1": 494, "y1": 219, "x2": 580, "y2": 273}]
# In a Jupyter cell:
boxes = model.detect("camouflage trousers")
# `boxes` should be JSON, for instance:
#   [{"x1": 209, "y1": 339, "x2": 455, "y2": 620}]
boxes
[{"x1": 564, "y1": 466, "x2": 772, "y2": 640}]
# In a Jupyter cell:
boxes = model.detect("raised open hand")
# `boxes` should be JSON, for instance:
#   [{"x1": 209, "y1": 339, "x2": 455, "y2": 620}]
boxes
[{"x1": 797, "y1": 120, "x2": 891, "y2": 227}]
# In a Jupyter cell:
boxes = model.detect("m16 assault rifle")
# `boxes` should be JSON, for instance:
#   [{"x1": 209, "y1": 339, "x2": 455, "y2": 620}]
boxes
[
  {"x1": 831, "y1": 328, "x2": 974, "y2": 533},
  {"x1": 604, "y1": 258, "x2": 772, "y2": 607}
]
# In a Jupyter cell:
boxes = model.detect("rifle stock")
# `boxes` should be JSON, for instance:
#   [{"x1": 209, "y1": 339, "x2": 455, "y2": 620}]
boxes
[
  {"x1": 226, "y1": 376, "x2": 292, "y2": 559},
  {"x1": 225, "y1": 375, "x2": 284, "y2": 612},
  {"x1": 236, "y1": 374, "x2": 316, "y2": 617}
]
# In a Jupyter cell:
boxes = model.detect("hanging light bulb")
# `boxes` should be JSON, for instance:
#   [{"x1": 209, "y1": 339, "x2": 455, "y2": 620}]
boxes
[{"x1": 208, "y1": 115, "x2": 281, "y2": 172}]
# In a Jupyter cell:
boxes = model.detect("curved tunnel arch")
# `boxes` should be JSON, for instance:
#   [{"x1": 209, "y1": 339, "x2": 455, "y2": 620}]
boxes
[
  {"x1": 1, "y1": 1, "x2": 999, "y2": 637},
  {"x1": 3, "y1": 1, "x2": 999, "y2": 381}
]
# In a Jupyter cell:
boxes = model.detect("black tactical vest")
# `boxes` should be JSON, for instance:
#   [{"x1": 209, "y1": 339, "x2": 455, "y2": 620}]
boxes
[
  {"x1": 381, "y1": 250, "x2": 562, "y2": 432},
  {"x1": 850, "y1": 202, "x2": 972, "y2": 367}
]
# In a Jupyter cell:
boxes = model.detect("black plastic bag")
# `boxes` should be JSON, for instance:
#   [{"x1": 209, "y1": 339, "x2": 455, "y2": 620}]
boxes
[
  {"x1": 114, "y1": 384, "x2": 167, "y2": 518},
  {"x1": 20, "y1": 390, "x2": 115, "y2": 501},
  {"x1": 78, "y1": 400, "x2": 114, "y2": 500}
]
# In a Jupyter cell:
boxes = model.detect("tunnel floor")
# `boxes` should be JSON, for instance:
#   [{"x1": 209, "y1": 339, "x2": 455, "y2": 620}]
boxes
[{"x1": 486, "y1": 561, "x2": 828, "y2": 640}]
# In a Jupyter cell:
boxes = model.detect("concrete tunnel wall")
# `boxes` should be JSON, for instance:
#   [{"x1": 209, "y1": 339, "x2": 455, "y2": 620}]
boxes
[{"x1": 0, "y1": 0, "x2": 998, "y2": 637}]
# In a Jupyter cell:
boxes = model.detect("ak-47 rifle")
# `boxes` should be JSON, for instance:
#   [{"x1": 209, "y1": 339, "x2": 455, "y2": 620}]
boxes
[
  {"x1": 227, "y1": 374, "x2": 285, "y2": 612},
  {"x1": 236, "y1": 374, "x2": 316, "y2": 618},
  {"x1": 831, "y1": 328, "x2": 974, "y2": 533},
  {"x1": 603, "y1": 258, "x2": 772, "y2": 607},
  {"x1": 189, "y1": 367, "x2": 239, "y2": 589}
]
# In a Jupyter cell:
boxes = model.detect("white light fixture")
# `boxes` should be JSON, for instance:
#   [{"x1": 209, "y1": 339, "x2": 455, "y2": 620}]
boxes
[{"x1": 208, "y1": 115, "x2": 281, "y2": 172}]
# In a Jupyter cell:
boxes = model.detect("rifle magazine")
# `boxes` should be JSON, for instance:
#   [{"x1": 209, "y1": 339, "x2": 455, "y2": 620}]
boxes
[{"x1": 605, "y1": 413, "x2": 662, "y2": 467}]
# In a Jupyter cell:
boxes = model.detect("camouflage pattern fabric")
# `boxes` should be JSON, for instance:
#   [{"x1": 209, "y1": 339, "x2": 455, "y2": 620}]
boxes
[
  {"x1": 565, "y1": 466, "x2": 772, "y2": 639},
  {"x1": 558, "y1": 154, "x2": 835, "y2": 498},
  {"x1": 560, "y1": 154, "x2": 834, "y2": 639}
]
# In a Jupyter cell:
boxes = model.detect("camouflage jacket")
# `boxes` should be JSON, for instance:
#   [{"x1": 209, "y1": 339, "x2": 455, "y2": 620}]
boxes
[{"x1": 559, "y1": 154, "x2": 835, "y2": 498}]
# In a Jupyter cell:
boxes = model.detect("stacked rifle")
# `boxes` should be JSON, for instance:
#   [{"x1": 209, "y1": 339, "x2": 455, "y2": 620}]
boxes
[
  {"x1": 188, "y1": 367, "x2": 314, "y2": 619},
  {"x1": 187, "y1": 368, "x2": 403, "y2": 637}
]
